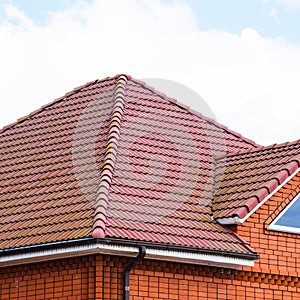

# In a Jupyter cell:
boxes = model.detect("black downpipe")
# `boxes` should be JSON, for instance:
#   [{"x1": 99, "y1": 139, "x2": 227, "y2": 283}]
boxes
[{"x1": 123, "y1": 246, "x2": 146, "y2": 300}]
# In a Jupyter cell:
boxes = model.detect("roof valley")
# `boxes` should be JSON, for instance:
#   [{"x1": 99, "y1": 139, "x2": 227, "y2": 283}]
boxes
[{"x1": 92, "y1": 75, "x2": 129, "y2": 239}]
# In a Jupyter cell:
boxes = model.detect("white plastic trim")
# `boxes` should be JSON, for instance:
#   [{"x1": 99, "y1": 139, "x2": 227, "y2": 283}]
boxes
[
  {"x1": 0, "y1": 242, "x2": 254, "y2": 269},
  {"x1": 267, "y1": 224, "x2": 300, "y2": 234},
  {"x1": 268, "y1": 191, "x2": 300, "y2": 234},
  {"x1": 217, "y1": 216, "x2": 242, "y2": 225},
  {"x1": 145, "y1": 247, "x2": 254, "y2": 267},
  {"x1": 217, "y1": 168, "x2": 300, "y2": 225}
]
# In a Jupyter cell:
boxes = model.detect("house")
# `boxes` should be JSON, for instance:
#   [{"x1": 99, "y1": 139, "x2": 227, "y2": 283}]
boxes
[{"x1": 0, "y1": 74, "x2": 300, "y2": 299}]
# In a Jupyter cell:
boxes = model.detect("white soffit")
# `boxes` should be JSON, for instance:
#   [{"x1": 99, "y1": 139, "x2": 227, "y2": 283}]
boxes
[{"x1": 0, "y1": 242, "x2": 254, "y2": 269}]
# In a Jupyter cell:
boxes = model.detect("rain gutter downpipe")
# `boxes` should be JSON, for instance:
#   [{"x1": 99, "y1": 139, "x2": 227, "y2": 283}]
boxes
[{"x1": 123, "y1": 246, "x2": 146, "y2": 300}]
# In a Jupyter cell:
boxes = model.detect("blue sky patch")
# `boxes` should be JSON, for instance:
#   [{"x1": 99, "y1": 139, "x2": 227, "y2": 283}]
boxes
[{"x1": 1, "y1": 0, "x2": 300, "y2": 42}]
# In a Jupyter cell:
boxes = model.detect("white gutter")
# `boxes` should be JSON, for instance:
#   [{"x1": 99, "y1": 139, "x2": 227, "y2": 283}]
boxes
[
  {"x1": 0, "y1": 242, "x2": 254, "y2": 269},
  {"x1": 217, "y1": 168, "x2": 300, "y2": 225}
]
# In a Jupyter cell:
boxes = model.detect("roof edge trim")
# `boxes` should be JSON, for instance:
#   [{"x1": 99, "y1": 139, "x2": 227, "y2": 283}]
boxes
[
  {"x1": 0, "y1": 79, "x2": 100, "y2": 134},
  {"x1": 131, "y1": 78, "x2": 259, "y2": 148},
  {"x1": 215, "y1": 140, "x2": 300, "y2": 162},
  {"x1": 92, "y1": 75, "x2": 129, "y2": 238},
  {"x1": 217, "y1": 167, "x2": 300, "y2": 225},
  {"x1": 0, "y1": 240, "x2": 256, "y2": 269}
]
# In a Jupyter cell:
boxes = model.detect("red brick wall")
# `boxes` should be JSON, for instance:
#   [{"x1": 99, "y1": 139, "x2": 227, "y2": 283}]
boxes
[
  {"x1": 2, "y1": 253, "x2": 300, "y2": 299},
  {"x1": 127, "y1": 259, "x2": 300, "y2": 300},
  {"x1": 232, "y1": 173, "x2": 300, "y2": 276},
  {"x1": 0, "y1": 256, "x2": 96, "y2": 300}
]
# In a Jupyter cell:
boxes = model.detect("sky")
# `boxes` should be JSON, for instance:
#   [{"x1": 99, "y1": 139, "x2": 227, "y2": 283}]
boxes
[{"x1": 0, "y1": 0, "x2": 300, "y2": 145}]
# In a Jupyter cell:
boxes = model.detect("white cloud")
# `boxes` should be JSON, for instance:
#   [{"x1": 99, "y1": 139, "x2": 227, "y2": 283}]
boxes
[
  {"x1": 2, "y1": 3, "x2": 34, "y2": 28},
  {"x1": 269, "y1": 7, "x2": 280, "y2": 22},
  {"x1": 0, "y1": 0, "x2": 300, "y2": 146},
  {"x1": 278, "y1": 0, "x2": 300, "y2": 8}
]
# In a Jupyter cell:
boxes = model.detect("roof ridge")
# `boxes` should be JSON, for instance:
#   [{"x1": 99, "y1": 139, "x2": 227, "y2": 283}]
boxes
[
  {"x1": 0, "y1": 79, "x2": 102, "y2": 135},
  {"x1": 214, "y1": 139, "x2": 300, "y2": 161},
  {"x1": 131, "y1": 78, "x2": 259, "y2": 148},
  {"x1": 92, "y1": 74, "x2": 130, "y2": 239}
]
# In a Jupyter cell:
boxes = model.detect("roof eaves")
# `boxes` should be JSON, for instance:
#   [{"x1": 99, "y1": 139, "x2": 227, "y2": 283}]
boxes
[
  {"x1": 0, "y1": 237, "x2": 258, "y2": 269},
  {"x1": 99, "y1": 238, "x2": 258, "y2": 261},
  {"x1": 92, "y1": 74, "x2": 130, "y2": 238}
]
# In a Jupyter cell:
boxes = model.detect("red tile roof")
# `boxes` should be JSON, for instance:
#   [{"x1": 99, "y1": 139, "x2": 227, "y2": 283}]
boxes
[
  {"x1": 213, "y1": 141, "x2": 300, "y2": 220},
  {"x1": 0, "y1": 74, "x2": 258, "y2": 257}
]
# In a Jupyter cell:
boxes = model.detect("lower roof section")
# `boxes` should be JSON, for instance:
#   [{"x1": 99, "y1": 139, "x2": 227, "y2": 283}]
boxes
[
  {"x1": 214, "y1": 141, "x2": 300, "y2": 221},
  {"x1": 217, "y1": 167, "x2": 300, "y2": 225},
  {"x1": 0, "y1": 238, "x2": 257, "y2": 269}
]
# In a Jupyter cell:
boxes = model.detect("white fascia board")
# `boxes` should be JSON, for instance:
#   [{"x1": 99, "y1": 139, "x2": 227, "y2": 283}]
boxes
[
  {"x1": 217, "y1": 168, "x2": 300, "y2": 225},
  {"x1": 217, "y1": 216, "x2": 242, "y2": 225},
  {"x1": 0, "y1": 242, "x2": 254, "y2": 269},
  {"x1": 145, "y1": 247, "x2": 254, "y2": 268}
]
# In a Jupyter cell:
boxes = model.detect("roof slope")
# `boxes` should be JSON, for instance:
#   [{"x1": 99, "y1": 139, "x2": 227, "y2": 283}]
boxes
[
  {"x1": 0, "y1": 77, "x2": 116, "y2": 249},
  {"x1": 213, "y1": 141, "x2": 300, "y2": 221},
  {"x1": 0, "y1": 74, "x2": 257, "y2": 257}
]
